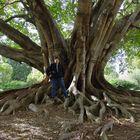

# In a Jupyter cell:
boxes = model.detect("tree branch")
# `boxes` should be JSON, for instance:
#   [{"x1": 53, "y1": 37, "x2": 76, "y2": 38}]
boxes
[
  {"x1": 70, "y1": 0, "x2": 92, "y2": 49},
  {"x1": 0, "y1": 43, "x2": 43, "y2": 71},
  {"x1": 5, "y1": 14, "x2": 35, "y2": 24},
  {"x1": 0, "y1": 44, "x2": 25, "y2": 62},
  {"x1": 131, "y1": 24, "x2": 140, "y2": 29},
  {"x1": 25, "y1": 0, "x2": 67, "y2": 65},
  {"x1": 100, "y1": 5, "x2": 140, "y2": 70},
  {"x1": 110, "y1": 5, "x2": 140, "y2": 44},
  {"x1": 0, "y1": 18, "x2": 40, "y2": 51},
  {"x1": 19, "y1": 0, "x2": 31, "y2": 15},
  {"x1": 90, "y1": 0, "x2": 123, "y2": 43},
  {"x1": 134, "y1": 12, "x2": 140, "y2": 24}
]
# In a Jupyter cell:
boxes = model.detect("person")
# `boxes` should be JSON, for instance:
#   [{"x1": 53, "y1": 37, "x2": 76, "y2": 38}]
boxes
[{"x1": 46, "y1": 57, "x2": 68, "y2": 100}]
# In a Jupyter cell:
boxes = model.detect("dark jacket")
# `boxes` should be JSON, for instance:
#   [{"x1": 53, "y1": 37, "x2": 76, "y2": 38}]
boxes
[{"x1": 46, "y1": 63, "x2": 64, "y2": 79}]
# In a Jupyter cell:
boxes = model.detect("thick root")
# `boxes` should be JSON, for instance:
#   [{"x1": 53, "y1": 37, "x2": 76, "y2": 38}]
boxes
[
  {"x1": 103, "y1": 92, "x2": 135, "y2": 122},
  {"x1": 68, "y1": 100, "x2": 79, "y2": 115},
  {"x1": 59, "y1": 120, "x2": 80, "y2": 140},
  {"x1": 67, "y1": 85, "x2": 103, "y2": 122},
  {"x1": 64, "y1": 93, "x2": 75, "y2": 111},
  {"x1": 65, "y1": 87, "x2": 136, "y2": 125},
  {"x1": 0, "y1": 94, "x2": 16, "y2": 107},
  {"x1": 35, "y1": 85, "x2": 49, "y2": 104},
  {"x1": 77, "y1": 96, "x2": 85, "y2": 123},
  {"x1": 0, "y1": 99, "x2": 21, "y2": 115},
  {"x1": 28, "y1": 103, "x2": 49, "y2": 118},
  {"x1": 0, "y1": 85, "x2": 41, "y2": 115},
  {"x1": 99, "y1": 101, "x2": 106, "y2": 121},
  {"x1": 94, "y1": 120, "x2": 114, "y2": 140},
  {"x1": 85, "y1": 106, "x2": 100, "y2": 123},
  {"x1": 109, "y1": 103, "x2": 135, "y2": 122},
  {"x1": 58, "y1": 132, "x2": 77, "y2": 140},
  {"x1": 64, "y1": 97, "x2": 71, "y2": 111},
  {"x1": 61, "y1": 120, "x2": 80, "y2": 133}
]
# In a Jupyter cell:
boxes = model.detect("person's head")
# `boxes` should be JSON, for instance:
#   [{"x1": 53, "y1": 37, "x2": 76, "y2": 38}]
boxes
[{"x1": 54, "y1": 57, "x2": 60, "y2": 64}]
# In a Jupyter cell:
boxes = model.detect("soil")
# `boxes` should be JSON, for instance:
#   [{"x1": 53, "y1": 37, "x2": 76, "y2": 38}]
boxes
[{"x1": 0, "y1": 103, "x2": 140, "y2": 140}]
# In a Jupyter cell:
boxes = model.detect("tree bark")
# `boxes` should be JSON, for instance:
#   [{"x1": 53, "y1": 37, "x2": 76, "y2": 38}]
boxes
[
  {"x1": 0, "y1": 44, "x2": 43, "y2": 71},
  {"x1": 0, "y1": 2, "x2": 140, "y2": 138}
]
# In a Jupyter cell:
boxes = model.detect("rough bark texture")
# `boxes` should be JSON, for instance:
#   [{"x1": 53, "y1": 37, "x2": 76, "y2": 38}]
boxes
[{"x1": 0, "y1": 0, "x2": 140, "y2": 139}]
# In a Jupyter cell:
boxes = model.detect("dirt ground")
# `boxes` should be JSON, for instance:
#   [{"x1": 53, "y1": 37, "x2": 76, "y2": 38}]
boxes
[{"x1": 0, "y1": 103, "x2": 140, "y2": 140}]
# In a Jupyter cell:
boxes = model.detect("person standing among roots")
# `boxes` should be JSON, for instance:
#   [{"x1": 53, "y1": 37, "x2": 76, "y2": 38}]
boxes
[{"x1": 46, "y1": 57, "x2": 68, "y2": 100}]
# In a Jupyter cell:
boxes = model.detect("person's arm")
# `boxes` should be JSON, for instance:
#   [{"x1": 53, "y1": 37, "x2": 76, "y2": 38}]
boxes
[{"x1": 46, "y1": 65, "x2": 51, "y2": 77}]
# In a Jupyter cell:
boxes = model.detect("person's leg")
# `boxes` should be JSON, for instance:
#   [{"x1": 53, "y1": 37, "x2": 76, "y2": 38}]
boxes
[
  {"x1": 59, "y1": 78, "x2": 68, "y2": 97},
  {"x1": 51, "y1": 79, "x2": 58, "y2": 98}
]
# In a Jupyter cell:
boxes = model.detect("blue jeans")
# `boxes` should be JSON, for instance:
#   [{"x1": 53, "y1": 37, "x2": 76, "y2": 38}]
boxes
[{"x1": 51, "y1": 78, "x2": 67, "y2": 98}]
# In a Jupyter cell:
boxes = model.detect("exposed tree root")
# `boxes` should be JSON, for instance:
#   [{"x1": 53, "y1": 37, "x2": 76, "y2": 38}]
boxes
[
  {"x1": 99, "y1": 101, "x2": 106, "y2": 121},
  {"x1": 64, "y1": 83, "x2": 136, "y2": 138},
  {"x1": 58, "y1": 131, "x2": 77, "y2": 140},
  {"x1": 66, "y1": 85, "x2": 101, "y2": 123},
  {"x1": 0, "y1": 81, "x2": 135, "y2": 140},
  {"x1": 0, "y1": 99, "x2": 21, "y2": 115},
  {"x1": 34, "y1": 85, "x2": 49, "y2": 104},
  {"x1": 0, "y1": 79, "x2": 137, "y2": 140},
  {"x1": 0, "y1": 82, "x2": 136, "y2": 132},
  {"x1": 28, "y1": 103, "x2": 49, "y2": 118},
  {"x1": 85, "y1": 105, "x2": 100, "y2": 123},
  {"x1": 78, "y1": 96, "x2": 85, "y2": 122},
  {"x1": 0, "y1": 85, "x2": 40, "y2": 115},
  {"x1": 0, "y1": 82, "x2": 64, "y2": 116},
  {"x1": 0, "y1": 81, "x2": 139, "y2": 140},
  {"x1": 94, "y1": 120, "x2": 114, "y2": 140},
  {"x1": 103, "y1": 92, "x2": 135, "y2": 122},
  {"x1": 0, "y1": 94, "x2": 16, "y2": 107},
  {"x1": 59, "y1": 120, "x2": 80, "y2": 140},
  {"x1": 61, "y1": 120, "x2": 80, "y2": 133},
  {"x1": 68, "y1": 99, "x2": 79, "y2": 115}
]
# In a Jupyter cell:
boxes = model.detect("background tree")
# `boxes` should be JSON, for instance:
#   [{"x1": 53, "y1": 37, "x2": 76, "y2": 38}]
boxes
[
  {"x1": 0, "y1": 61, "x2": 13, "y2": 83},
  {"x1": 7, "y1": 59, "x2": 32, "y2": 81},
  {"x1": 0, "y1": 1, "x2": 140, "y2": 138}
]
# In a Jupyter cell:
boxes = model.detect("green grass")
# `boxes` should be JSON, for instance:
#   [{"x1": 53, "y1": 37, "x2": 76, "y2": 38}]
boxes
[{"x1": 109, "y1": 79, "x2": 139, "y2": 90}]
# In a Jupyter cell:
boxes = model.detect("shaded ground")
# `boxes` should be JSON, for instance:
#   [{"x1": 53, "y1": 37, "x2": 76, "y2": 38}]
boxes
[{"x1": 0, "y1": 103, "x2": 140, "y2": 140}]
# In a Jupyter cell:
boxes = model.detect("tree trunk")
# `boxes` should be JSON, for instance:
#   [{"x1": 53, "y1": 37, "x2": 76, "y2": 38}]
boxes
[{"x1": 0, "y1": 0, "x2": 140, "y2": 139}]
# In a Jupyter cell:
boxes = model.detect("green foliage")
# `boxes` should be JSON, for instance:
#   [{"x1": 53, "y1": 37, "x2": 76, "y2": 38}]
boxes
[
  {"x1": 26, "y1": 69, "x2": 43, "y2": 84},
  {"x1": 109, "y1": 79, "x2": 138, "y2": 90},
  {"x1": 127, "y1": 69, "x2": 140, "y2": 86},
  {"x1": 0, "y1": 0, "x2": 40, "y2": 46},
  {"x1": 0, "y1": 62, "x2": 13, "y2": 83},
  {"x1": 121, "y1": 0, "x2": 139, "y2": 15},
  {"x1": 45, "y1": 0, "x2": 77, "y2": 38},
  {"x1": 128, "y1": 57, "x2": 140, "y2": 69},
  {"x1": 0, "y1": 80, "x2": 28, "y2": 91},
  {"x1": 104, "y1": 63, "x2": 119, "y2": 80},
  {"x1": 7, "y1": 59, "x2": 32, "y2": 81},
  {"x1": 121, "y1": 28, "x2": 140, "y2": 61},
  {"x1": 0, "y1": 0, "x2": 77, "y2": 42}
]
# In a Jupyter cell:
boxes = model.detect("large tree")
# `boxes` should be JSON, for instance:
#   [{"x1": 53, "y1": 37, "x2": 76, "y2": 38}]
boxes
[{"x1": 0, "y1": 0, "x2": 140, "y2": 137}]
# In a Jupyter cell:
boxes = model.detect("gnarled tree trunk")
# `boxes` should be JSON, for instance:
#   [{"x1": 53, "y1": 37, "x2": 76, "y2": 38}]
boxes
[{"x1": 0, "y1": 0, "x2": 140, "y2": 139}]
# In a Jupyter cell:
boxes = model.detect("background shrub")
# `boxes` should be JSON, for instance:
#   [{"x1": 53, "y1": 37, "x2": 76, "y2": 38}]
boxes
[
  {"x1": 7, "y1": 59, "x2": 32, "y2": 81},
  {"x1": 127, "y1": 69, "x2": 140, "y2": 86},
  {"x1": 0, "y1": 80, "x2": 28, "y2": 91},
  {"x1": 109, "y1": 79, "x2": 138, "y2": 90},
  {"x1": 0, "y1": 62, "x2": 13, "y2": 83},
  {"x1": 26, "y1": 68, "x2": 43, "y2": 84}
]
